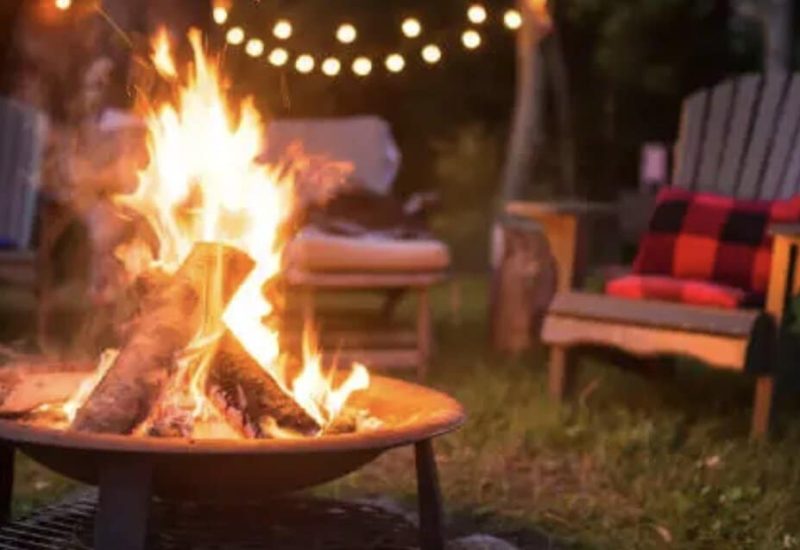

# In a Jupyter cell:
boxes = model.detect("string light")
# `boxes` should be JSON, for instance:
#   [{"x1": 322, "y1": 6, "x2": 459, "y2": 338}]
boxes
[
  {"x1": 268, "y1": 47, "x2": 289, "y2": 67},
  {"x1": 295, "y1": 54, "x2": 315, "y2": 74},
  {"x1": 352, "y1": 57, "x2": 373, "y2": 77},
  {"x1": 212, "y1": 6, "x2": 228, "y2": 25},
  {"x1": 467, "y1": 4, "x2": 488, "y2": 25},
  {"x1": 226, "y1": 27, "x2": 245, "y2": 46},
  {"x1": 245, "y1": 38, "x2": 264, "y2": 58},
  {"x1": 217, "y1": 4, "x2": 522, "y2": 78},
  {"x1": 336, "y1": 23, "x2": 358, "y2": 44},
  {"x1": 503, "y1": 9, "x2": 522, "y2": 30},
  {"x1": 273, "y1": 19, "x2": 293, "y2": 40},
  {"x1": 421, "y1": 44, "x2": 442, "y2": 64},
  {"x1": 385, "y1": 53, "x2": 405, "y2": 73},
  {"x1": 461, "y1": 29, "x2": 482, "y2": 49},
  {"x1": 401, "y1": 18, "x2": 422, "y2": 38},
  {"x1": 322, "y1": 57, "x2": 342, "y2": 77},
  {"x1": 54, "y1": 0, "x2": 71, "y2": 10}
]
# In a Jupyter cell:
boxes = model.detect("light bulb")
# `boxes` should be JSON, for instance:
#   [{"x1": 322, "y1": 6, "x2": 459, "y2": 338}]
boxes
[
  {"x1": 273, "y1": 19, "x2": 293, "y2": 40},
  {"x1": 322, "y1": 57, "x2": 341, "y2": 76},
  {"x1": 467, "y1": 4, "x2": 488, "y2": 24},
  {"x1": 461, "y1": 29, "x2": 482, "y2": 50},
  {"x1": 268, "y1": 48, "x2": 289, "y2": 67},
  {"x1": 336, "y1": 23, "x2": 357, "y2": 44},
  {"x1": 212, "y1": 6, "x2": 228, "y2": 25},
  {"x1": 352, "y1": 57, "x2": 372, "y2": 77},
  {"x1": 401, "y1": 18, "x2": 422, "y2": 38},
  {"x1": 226, "y1": 27, "x2": 245, "y2": 46},
  {"x1": 245, "y1": 38, "x2": 264, "y2": 58},
  {"x1": 503, "y1": 9, "x2": 522, "y2": 30},
  {"x1": 421, "y1": 44, "x2": 442, "y2": 64},
  {"x1": 295, "y1": 54, "x2": 315, "y2": 74},
  {"x1": 385, "y1": 53, "x2": 405, "y2": 73}
]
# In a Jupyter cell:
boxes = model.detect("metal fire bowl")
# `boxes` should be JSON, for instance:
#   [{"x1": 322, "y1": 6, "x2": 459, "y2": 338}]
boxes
[{"x1": 0, "y1": 376, "x2": 464, "y2": 499}]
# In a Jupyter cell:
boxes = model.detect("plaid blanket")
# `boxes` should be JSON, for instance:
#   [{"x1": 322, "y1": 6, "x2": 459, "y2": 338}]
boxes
[{"x1": 606, "y1": 187, "x2": 800, "y2": 308}]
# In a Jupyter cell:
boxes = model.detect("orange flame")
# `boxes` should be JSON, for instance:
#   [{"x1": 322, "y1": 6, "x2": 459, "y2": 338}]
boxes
[
  {"x1": 62, "y1": 349, "x2": 119, "y2": 424},
  {"x1": 151, "y1": 29, "x2": 178, "y2": 80},
  {"x1": 110, "y1": 29, "x2": 369, "y2": 437}
]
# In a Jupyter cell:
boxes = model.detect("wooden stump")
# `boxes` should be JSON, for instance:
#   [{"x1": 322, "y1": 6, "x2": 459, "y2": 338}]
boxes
[{"x1": 489, "y1": 218, "x2": 556, "y2": 354}]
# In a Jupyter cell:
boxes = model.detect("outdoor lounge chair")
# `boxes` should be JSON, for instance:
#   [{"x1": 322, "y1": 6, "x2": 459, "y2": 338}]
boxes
[
  {"x1": 266, "y1": 116, "x2": 451, "y2": 380},
  {"x1": 508, "y1": 72, "x2": 800, "y2": 438},
  {"x1": 0, "y1": 97, "x2": 43, "y2": 287},
  {"x1": 0, "y1": 97, "x2": 61, "y2": 350}
]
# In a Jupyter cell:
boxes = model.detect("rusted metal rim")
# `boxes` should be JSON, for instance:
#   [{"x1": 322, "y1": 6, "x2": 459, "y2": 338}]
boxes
[{"x1": 0, "y1": 376, "x2": 465, "y2": 455}]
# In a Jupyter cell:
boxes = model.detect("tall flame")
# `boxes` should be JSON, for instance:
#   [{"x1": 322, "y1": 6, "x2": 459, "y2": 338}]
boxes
[{"x1": 112, "y1": 29, "x2": 368, "y2": 436}]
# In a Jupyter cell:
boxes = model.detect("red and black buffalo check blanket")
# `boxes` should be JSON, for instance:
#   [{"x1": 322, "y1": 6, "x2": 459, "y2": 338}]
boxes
[{"x1": 607, "y1": 187, "x2": 800, "y2": 308}]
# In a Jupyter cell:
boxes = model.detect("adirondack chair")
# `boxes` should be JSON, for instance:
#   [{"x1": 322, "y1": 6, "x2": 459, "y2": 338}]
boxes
[
  {"x1": 267, "y1": 116, "x2": 451, "y2": 379},
  {"x1": 0, "y1": 97, "x2": 44, "y2": 286},
  {"x1": 0, "y1": 97, "x2": 79, "y2": 351},
  {"x1": 508, "y1": 72, "x2": 800, "y2": 439}
]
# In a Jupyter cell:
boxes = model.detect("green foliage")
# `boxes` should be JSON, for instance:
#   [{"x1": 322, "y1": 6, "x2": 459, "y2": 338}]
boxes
[
  {"x1": 429, "y1": 124, "x2": 504, "y2": 271},
  {"x1": 564, "y1": 0, "x2": 726, "y2": 95}
]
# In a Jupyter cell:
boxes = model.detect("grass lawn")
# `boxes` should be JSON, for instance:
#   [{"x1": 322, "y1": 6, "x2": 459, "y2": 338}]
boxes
[{"x1": 2, "y1": 276, "x2": 800, "y2": 549}]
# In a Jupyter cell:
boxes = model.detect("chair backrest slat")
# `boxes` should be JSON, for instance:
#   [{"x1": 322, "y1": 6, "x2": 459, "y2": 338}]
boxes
[
  {"x1": 697, "y1": 80, "x2": 735, "y2": 190},
  {"x1": 717, "y1": 74, "x2": 761, "y2": 190},
  {"x1": 672, "y1": 90, "x2": 708, "y2": 189},
  {"x1": 736, "y1": 72, "x2": 788, "y2": 199},
  {"x1": 674, "y1": 72, "x2": 800, "y2": 201},
  {"x1": 761, "y1": 74, "x2": 800, "y2": 199},
  {"x1": 779, "y1": 132, "x2": 800, "y2": 199},
  {"x1": 0, "y1": 98, "x2": 44, "y2": 250},
  {"x1": 0, "y1": 102, "x2": 22, "y2": 245}
]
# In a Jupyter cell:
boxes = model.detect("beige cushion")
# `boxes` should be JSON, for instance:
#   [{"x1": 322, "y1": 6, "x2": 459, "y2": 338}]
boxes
[{"x1": 286, "y1": 229, "x2": 450, "y2": 273}]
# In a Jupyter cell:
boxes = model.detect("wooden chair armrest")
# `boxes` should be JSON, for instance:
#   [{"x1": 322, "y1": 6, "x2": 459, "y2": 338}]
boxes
[
  {"x1": 765, "y1": 226, "x2": 800, "y2": 322},
  {"x1": 770, "y1": 223, "x2": 800, "y2": 240},
  {"x1": 504, "y1": 201, "x2": 616, "y2": 292},
  {"x1": 506, "y1": 200, "x2": 616, "y2": 220}
]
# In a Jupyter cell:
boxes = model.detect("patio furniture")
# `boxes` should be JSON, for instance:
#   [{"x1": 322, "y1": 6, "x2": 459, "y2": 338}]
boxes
[
  {"x1": 268, "y1": 116, "x2": 451, "y2": 380},
  {"x1": 0, "y1": 98, "x2": 43, "y2": 286},
  {"x1": 0, "y1": 98, "x2": 69, "y2": 351},
  {"x1": 509, "y1": 72, "x2": 800, "y2": 438}
]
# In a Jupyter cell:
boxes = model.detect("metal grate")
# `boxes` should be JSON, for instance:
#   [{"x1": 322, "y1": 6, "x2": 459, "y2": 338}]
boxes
[{"x1": 0, "y1": 490, "x2": 420, "y2": 549}]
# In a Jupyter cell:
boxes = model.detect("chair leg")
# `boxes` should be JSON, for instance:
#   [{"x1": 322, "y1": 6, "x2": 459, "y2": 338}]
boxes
[
  {"x1": 300, "y1": 288, "x2": 315, "y2": 329},
  {"x1": 548, "y1": 346, "x2": 573, "y2": 401},
  {"x1": 751, "y1": 375, "x2": 775, "y2": 440},
  {"x1": 380, "y1": 289, "x2": 405, "y2": 320},
  {"x1": 417, "y1": 288, "x2": 432, "y2": 381}
]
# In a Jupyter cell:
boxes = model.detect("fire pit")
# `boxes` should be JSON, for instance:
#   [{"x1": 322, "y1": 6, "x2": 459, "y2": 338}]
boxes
[{"x1": 0, "y1": 375, "x2": 464, "y2": 549}]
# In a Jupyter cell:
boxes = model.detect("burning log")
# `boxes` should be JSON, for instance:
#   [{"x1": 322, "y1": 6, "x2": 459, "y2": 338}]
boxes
[
  {"x1": 206, "y1": 332, "x2": 321, "y2": 438},
  {"x1": 71, "y1": 243, "x2": 254, "y2": 434},
  {"x1": 0, "y1": 360, "x2": 94, "y2": 417}
]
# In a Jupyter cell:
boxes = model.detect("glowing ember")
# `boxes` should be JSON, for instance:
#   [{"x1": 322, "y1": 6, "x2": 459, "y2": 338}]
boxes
[{"x1": 39, "y1": 29, "x2": 370, "y2": 439}]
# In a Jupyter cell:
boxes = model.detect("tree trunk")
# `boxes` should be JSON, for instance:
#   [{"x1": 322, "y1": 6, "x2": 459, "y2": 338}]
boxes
[
  {"x1": 500, "y1": 0, "x2": 548, "y2": 202},
  {"x1": 545, "y1": 21, "x2": 577, "y2": 197},
  {"x1": 762, "y1": 0, "x2": 793, "y2": 71}
]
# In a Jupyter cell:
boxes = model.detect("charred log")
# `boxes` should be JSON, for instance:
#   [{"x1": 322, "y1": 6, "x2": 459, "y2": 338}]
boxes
[
  {"x1": 206, "y1": 332, "x2": 320, "y2": 438},
  {"x1": 0, "y1": 360, "x2": 94, "y2": 417},
  {"x1": 71, "y1": 243, "x2": 254, "y2": 434}
]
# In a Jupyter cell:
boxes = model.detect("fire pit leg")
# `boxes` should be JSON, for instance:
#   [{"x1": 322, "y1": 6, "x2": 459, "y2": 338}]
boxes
[
  {"x1": 95, "y1": 457, "x2": 153, "y2": 550},
  {"x1": 415, "y1": 439, "x2": 444, "y2": 550},
  {"x1": 0, "y1": 444, "x2": 14, "y2": 523}
]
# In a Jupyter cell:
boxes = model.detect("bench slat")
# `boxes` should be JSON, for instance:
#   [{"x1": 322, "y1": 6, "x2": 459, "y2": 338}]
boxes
[{"x1": 548, "y1": 291, "x2": 762, "y2": 337}]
